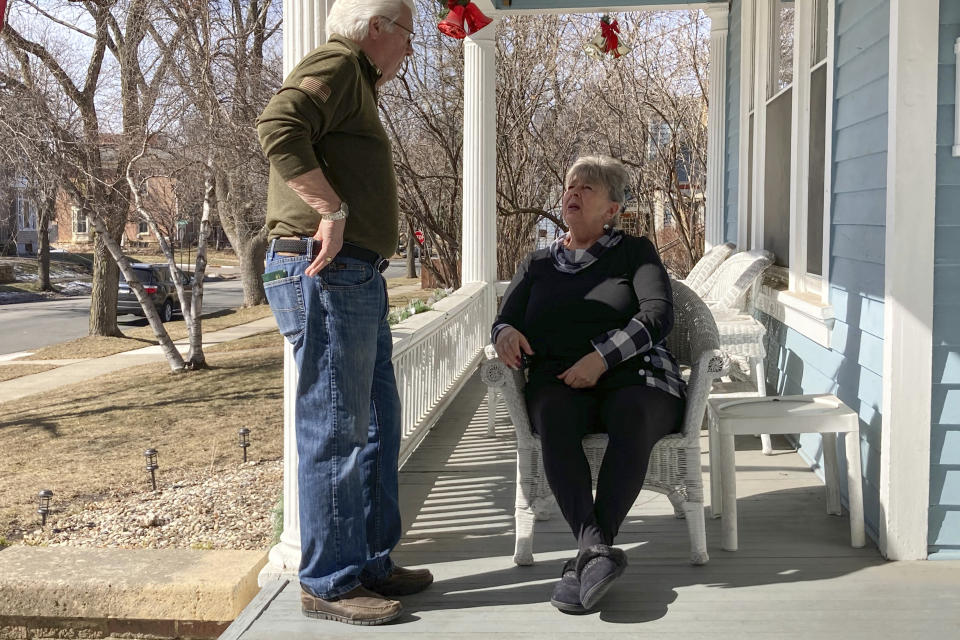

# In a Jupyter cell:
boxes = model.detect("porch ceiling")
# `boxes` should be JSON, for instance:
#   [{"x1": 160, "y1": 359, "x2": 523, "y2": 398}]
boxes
[
  {"x1": 236, "y1": 374, "x2": 960, "y2": 639},
  {"x1": 490, "y1": 0, "x2": 724, "y2": 13}
]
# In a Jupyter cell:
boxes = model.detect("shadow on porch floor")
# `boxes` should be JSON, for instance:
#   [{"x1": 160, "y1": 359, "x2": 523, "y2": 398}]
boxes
[{"x1": 237, "y1": 373, "x2": 960, "y2": 639}]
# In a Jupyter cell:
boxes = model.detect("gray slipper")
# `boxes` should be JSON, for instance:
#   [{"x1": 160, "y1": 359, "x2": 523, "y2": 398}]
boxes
[{"x1": 576, "y1": 544, "x2": 627, "y2": 610}]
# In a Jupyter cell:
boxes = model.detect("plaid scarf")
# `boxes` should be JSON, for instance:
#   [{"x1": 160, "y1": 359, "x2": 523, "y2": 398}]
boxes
[{"x1": 550, "y1": 228, "x2": 623, "y2": 274}]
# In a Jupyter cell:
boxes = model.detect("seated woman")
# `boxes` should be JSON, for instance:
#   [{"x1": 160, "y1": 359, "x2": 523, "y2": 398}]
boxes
[{"x1": 493, "y1": 155, "x2": 686, "y2": 613}]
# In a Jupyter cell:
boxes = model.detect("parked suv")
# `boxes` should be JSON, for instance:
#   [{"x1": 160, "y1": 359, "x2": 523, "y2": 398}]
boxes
[{"x1": 117, "y1": 264, "x2": 191, "y2": 323}]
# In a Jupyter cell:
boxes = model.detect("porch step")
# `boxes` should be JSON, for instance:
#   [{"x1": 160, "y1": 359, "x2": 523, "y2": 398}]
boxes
[{"x1": 0, "y1": 546, "x2": 267, "y2": 639}]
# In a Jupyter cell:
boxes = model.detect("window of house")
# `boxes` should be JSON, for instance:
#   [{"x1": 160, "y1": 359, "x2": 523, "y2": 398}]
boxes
[
  {"x1": 648, "y1": 121, "x2": 671, "y2": 160},
  {"x1": 73, "y1": 207, "x2": 88, "y2": 234},
  {"x1": 15, "y1": 192, "x2": 36, "y2": 230},
  {"x1": 738, "y1": 0, "x2": 834, "y2": 344},
  {"x1": 758, "y1": 0, "x2": 795, "y2": 269},
  {"x1": 805, "y1": 0, "x2": 829, "y2": 279},
  {"x1": 138, "y1": 220, "x2": 149, "y2": 234},
  {"x1": 774, "y1": 2, "x2": 794, "y2": 92},
  {"x1": 742, "y1": 0, "x2": 830, "y2": 286}
]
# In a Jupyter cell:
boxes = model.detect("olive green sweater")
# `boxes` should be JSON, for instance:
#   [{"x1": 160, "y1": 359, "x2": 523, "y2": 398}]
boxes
[{"x1": 257, "y1": 36, "x2": 399, "y2": 259}]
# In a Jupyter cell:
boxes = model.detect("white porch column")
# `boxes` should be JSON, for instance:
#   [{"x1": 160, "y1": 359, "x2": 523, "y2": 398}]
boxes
[
  {"x1": 879, "y1": 0, "x2": 938, "y2": 560},
  {"x1": 259, "y1": 0, "x2": 331, "y2": 585},
  {"x1": 461, "y1": 22, "x2": 498, "y2": 285},
  {"x1": 703, "y1": 4, "x2": 729, "y2": 251}
]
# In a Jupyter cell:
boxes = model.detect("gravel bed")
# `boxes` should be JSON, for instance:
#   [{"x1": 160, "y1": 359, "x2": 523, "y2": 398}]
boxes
[{"x1": 20, "y1": 459, "x2": 282, "y2": 551}]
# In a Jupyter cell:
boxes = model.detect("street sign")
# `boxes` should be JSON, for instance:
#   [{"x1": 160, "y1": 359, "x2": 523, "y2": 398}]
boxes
[{"x1": 414, "y1": 230, "x2": 424, "y2": 244}]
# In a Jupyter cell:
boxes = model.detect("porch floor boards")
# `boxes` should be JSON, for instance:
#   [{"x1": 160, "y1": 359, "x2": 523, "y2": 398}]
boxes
[{"x1": 237, "y1": 374, "x2": 960, "y2": 639}]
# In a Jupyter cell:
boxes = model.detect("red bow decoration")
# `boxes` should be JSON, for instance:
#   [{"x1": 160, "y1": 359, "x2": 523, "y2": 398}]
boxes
[
  {"x1": 600, "y1": 16, "x2": 622, "y2": 58},
  {"x1": 438, "y1": 0, "x2": 492, "y2": 40},
  {"x1": 584, "y1": 15, "x2": 631, "y2": 60}
]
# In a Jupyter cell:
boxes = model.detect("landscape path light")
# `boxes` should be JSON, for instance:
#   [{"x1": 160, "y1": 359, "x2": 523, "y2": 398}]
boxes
[
  {"x1": 144, "y1": 448, "x2": 159, "y2": 491},
  {"x1": 37, "y1": 489, "x2": 53, "y2": 527},
  {"x1": 238, "y1": 428, "x2": 251, "y2": 463}
]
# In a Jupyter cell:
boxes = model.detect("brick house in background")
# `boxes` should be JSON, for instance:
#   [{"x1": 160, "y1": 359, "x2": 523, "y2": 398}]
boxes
[{"x1": 53, "y1": 175, "x2": 179, "y2": 253}]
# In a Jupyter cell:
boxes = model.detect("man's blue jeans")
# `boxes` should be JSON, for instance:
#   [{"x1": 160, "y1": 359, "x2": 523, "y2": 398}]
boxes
[{"x1": 263, "y1": 242, "x2": 402, "y2": 599}]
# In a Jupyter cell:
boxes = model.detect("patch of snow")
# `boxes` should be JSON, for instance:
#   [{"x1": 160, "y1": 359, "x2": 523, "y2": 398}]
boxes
[
  {"x1": 0, "y1": 351, "x2": 34, "y2": 361},
  {"x1": 57, "y1": 280, "x2": 93, "y2": 296}
]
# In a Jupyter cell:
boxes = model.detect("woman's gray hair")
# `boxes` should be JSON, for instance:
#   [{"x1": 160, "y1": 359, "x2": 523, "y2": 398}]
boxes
[
  {"x1": 326, "y1": 0, "x2": 416, "y2": 40},
  {"x1": 565, "y1": 155, "x2": 631, "y2": 224}
]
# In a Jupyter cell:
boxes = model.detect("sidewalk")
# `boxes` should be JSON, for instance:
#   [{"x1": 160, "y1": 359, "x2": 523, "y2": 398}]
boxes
[{"x1": 0, "y1": 316, "x2": 278, "y2": 405}]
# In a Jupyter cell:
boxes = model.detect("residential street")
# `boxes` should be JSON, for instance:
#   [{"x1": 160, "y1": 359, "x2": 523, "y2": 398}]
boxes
[
  {"x1": 0, "y1": 260, "x2": 417, "y2": 357},
  {"x1": 0, "y1": 278, "x2": 246, "y2": 356}
]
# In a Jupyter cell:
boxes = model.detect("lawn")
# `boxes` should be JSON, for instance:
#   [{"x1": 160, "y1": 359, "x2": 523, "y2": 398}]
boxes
[
  {"x1": 0, "y1": 274, "x2": 433, "y2": 543},
  {"x1": 0, "y1": 253, "x2": 93, "y2": 295},
  {"x1": 0, "y1": 348, "x2": 284, "y2": 542}
]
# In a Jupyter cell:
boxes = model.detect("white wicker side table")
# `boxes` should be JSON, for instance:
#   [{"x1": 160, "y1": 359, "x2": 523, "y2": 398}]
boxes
[{"x1": 706, "y1": 394, "x2": 865, "y2": 551}]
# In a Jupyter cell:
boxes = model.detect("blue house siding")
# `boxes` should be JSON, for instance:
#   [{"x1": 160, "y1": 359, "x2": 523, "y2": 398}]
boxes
[
  {"x1": 732, "y1": 0, "x2": 890, "y2": 543},
  {"x1": 723, "y1": 0, "x2": 741, "y2": 244},
  {"x1": 929, "y1": 0, "x2": 960, "y2": 559}
]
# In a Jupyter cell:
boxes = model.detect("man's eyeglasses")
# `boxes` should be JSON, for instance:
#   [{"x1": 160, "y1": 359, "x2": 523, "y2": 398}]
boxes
[{"x1": 380, "y1": 17, "x2": 416, "y2": 44}]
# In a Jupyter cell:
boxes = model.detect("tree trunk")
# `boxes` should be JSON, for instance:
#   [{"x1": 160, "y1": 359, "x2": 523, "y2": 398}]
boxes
[
  {"x1": 237, "y1": 231, "x2": 267, "y2": 306},
  {"x1": 36, "y1": 192, "x2": 53, "y2": 292},
  {"x1": 406, "y1": 220, "x2": 416, "y2": 278},
  {"x1": 215, "y1": 171, "x2": 267, "y2": 307},
  {"x1": 185, "y1": 166, "x2": 215, "y2": 369},
  {"x1": 88, "y1": 223, "x2": 123, "y2": 337},
  {"x1": 88, "y1": 213, "x2": 186, "y2": 371}
]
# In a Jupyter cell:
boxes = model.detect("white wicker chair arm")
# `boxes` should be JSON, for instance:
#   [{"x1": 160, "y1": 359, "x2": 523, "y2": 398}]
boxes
[
  {"x1": 480, "y1": 347, "x2": 536, "y2": 446},
  {"x1": 480, "y1": 346, "x2": 511, "y2": 389}
]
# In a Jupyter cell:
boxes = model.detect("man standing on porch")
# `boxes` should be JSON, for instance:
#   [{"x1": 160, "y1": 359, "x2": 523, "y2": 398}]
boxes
[{"x1": 256, "y1": 0, "x2": 432, "y2": 626}]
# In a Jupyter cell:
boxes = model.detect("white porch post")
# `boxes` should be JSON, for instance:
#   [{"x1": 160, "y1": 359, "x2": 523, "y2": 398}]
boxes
[
  {"x1": 259, "y1": 0, "x2": 331, "y2": 585},
  {"x1": 461, "y1": 21, "x2": 498, "y2": 285},
  {"x1": 879, "y1": 0, "x2": 938, "y2": 560},
  {"x1": 703, "y1": 4, "x2": 728, "y2": 251}
]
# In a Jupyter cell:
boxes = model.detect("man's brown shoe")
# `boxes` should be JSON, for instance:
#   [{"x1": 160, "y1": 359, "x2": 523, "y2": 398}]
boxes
[
  {"x1": 363, "y1": 565, "x2": 434, "y2": 596},
  {"x1": 300, "y1": 585, "x2": 402, "y2": 625}
]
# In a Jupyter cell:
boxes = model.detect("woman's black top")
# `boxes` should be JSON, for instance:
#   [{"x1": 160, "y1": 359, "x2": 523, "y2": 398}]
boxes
[{"x1": 493, "y1": 234, "x2": 685, "y2": 396}]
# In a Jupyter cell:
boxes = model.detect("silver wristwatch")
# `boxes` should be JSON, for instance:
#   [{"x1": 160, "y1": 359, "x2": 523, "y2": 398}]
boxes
[{"x1": 319, "y1": 201, "x2": 348, "y2": 221}]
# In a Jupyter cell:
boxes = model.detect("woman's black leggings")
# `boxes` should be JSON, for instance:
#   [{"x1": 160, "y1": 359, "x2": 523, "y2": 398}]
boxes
[{"x1": 526, "y1": 381, "x2": 685, "y2": 550}]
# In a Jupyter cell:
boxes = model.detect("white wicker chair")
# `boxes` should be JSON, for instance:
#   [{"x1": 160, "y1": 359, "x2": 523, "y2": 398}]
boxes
[
  {"x1": 699, "y1": 249, "x2": 774, "y2": 314},
  {"x1": 679, "y1": 242, "x2": 736, "y2": 296},
  {"x1": 700, "y1": 249, "x2": 775, "y2": 454},
  {"x1": 479, "y1": 280, "x2": 726, "y2": 567}
]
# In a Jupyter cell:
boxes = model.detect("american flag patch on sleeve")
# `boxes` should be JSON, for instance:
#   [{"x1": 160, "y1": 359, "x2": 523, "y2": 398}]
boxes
[{"x1": 299, "y1": 76, "x2": 332, "y2": 103}]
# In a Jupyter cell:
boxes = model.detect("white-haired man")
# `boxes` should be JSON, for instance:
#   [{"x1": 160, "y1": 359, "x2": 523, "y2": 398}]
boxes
[{"x1": 257, "y1": 0, "x2": 431, "y2": 626}]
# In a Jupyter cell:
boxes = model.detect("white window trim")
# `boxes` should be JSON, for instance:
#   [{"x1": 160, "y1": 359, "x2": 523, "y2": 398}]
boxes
[
  {"x1": 756, "y1": 265, "x2": 834, "y2": 347},
  {"x1": 736, "y1": 0, "x2": 754, "y2": 251},
  {"x1": 72, "y1": 206, "x2": 89, "y2": 238},
  {"x1": 739, "y1": 0, "x2": 835, "y2": 347}
]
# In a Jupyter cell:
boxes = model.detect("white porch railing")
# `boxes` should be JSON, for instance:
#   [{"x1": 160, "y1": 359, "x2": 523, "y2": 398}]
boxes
[
  {"x1": 259, "y1": 280, "x2": 496, "y2": 584},
  {"x1": 393, "y1": 281, "x2": 496, "y2": 465}
]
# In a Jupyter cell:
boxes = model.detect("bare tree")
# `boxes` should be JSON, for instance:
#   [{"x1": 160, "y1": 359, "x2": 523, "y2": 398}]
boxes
[
  {"x1": 1, "y1": 1, "x2": 185, "y2": 336},
  {"x1": 593, "y1": 11, "x2": 710, "y2": 274},
  {"x1": 383, "y1": 8, "x2": 710, "y2": 282},
  {"x1": 381, "y1": 2, "x2": 465, "y2": 288},
  {"x1": 160, "y1": 0, "x2": 281, "y2": 307},
  {"x1": 0, "y1": 64, "x2": 63, "y2": 290}
]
